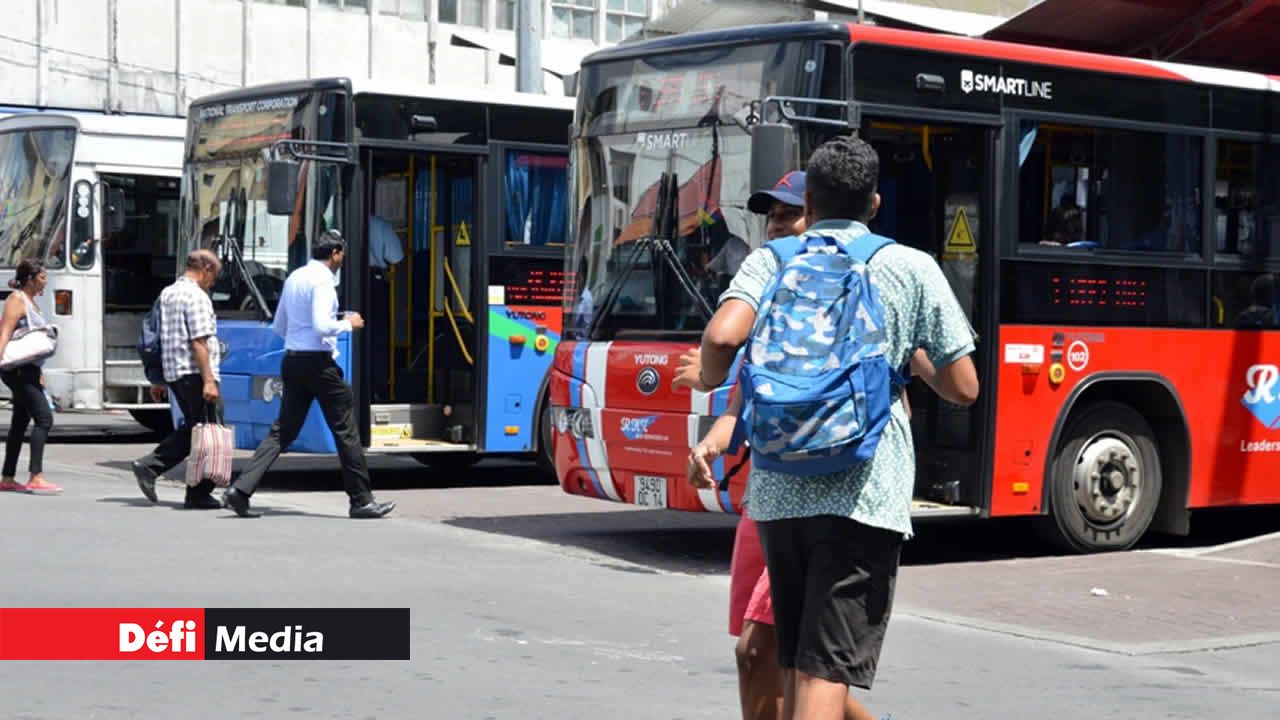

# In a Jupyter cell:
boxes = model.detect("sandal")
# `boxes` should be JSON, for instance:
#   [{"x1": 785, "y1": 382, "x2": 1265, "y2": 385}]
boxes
[{"x1": 22, "y1": 478, "x2": 62, "y2": 495}]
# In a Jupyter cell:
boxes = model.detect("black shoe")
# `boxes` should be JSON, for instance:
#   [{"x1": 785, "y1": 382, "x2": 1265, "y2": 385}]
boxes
[
  {"x1": 222, "y1": 487, "x2": 261, "y2": 518},
  {"x1": 349, "y1": 500, "x2": 395, "y2": 519},
  {"x1": 132, "y1": 461, "x2": 158, "y2": 503},
  {"x1": 183, "y1": 493, "x2": 223, "y2": 510}
]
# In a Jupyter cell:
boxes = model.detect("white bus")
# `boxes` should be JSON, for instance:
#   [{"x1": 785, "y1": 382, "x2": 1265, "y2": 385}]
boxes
[{"x1": 0, "y1": 109, "x2": 186, "y2": 431}]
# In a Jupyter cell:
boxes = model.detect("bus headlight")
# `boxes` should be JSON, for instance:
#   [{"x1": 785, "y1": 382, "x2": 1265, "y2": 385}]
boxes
[
  {"x1": 552, "y1": 408, "x2": 570, "y2": 434},
  {"x1": 570, "y1": 409, "x2": 595, "y2": 439}
]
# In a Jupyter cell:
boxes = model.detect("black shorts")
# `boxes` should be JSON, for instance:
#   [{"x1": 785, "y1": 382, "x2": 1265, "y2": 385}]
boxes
[{"x1": 756, "y1": 515, "x2": 903, "y2": 689}]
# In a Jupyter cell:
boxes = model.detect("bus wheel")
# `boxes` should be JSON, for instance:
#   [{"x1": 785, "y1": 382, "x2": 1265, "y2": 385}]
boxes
[
  {"x1": 1042, "y1": 402, "x2": 1162, "y2": 554},
  {"x1": 535, "y1": 398, "x2": 554, "y2": 480},
  {"x1": 129, "y1": 409, "x2": 174, "y2": 434}
]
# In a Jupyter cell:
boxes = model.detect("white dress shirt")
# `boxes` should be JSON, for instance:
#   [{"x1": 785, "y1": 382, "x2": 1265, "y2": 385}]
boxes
[{"x1": 272, "y1": 259, "x2": 352, "y2": 358}]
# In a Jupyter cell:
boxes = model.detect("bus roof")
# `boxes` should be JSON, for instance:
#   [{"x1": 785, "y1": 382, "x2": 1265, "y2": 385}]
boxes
[
  {"x1": 187, "y1": 77, "x2": 575, "y2": 113},
  {"x1": 581, "y1": 20, "x2": 1280, "y2": 95},
  {"x1": 0, "y1": 110, "x2": 186, "y2": 139}
]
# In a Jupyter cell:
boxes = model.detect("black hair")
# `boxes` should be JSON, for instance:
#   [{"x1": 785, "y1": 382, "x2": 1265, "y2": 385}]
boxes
[
  {"x1": 312, "y1": 229, "x2": 345, "y2": 261},
  {"x1": 804, "y1": 135, "x2": 880, "y2": 222},
  {"x1": 9, "y1": 259, "x2": 46, "y2": 290}
]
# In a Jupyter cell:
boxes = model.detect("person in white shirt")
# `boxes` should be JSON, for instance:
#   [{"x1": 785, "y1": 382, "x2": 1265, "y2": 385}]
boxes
[{"x1": 223, "y1": 230, "x2": 395, "y2": 519}]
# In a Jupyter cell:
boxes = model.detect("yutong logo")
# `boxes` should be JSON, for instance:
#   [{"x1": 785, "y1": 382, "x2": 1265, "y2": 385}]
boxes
[
  {"x1": 633, "y1": 353, "x2": 669, "y2": 366},
  {"x1": 506, "y1": 310, "x2": 546, "y2": 321},
  {"x1": 960, "y1": 69, "x2": 1053, "y2": 100}
]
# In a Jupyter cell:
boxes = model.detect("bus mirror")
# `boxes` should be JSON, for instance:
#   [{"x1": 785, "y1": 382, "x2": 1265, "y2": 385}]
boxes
[
  {"x1": 750, "y1": 123, "x2": 799, "y2": 195},
  {"x1": 267, "y1": 160, "x2": 300, "y2": 215},
  {"x1": 105, "y1": 187, "x2": 127, "y2": 234}
]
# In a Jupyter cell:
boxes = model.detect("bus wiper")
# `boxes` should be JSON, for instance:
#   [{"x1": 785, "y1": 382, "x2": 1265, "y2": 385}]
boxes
[
  {"x1": 587, "y1": 172, "x2": 714, "y2": 339},
  {"x1": 217, "y1": 187, "x2": 274, "y2": 322}
]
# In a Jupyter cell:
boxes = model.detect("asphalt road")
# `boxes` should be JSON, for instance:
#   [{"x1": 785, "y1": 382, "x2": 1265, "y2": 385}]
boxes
[{"x1": 1, "y1": 429, "x2": 1277, "y2": 719}]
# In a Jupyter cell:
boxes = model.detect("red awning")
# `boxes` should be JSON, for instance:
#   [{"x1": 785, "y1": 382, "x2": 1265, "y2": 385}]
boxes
[{"x1": 983, "y1": 0, "x2": 1280, "y2": 76}]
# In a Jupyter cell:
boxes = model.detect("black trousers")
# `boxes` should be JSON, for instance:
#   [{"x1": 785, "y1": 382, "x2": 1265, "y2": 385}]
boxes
[
  {"x1": 139, "y1": 374, "x2": 222, "y2": 499},
  {"x1": 232, "y1": 351, "x2": 374, "y2": 507},
  {"x1": 2, "y1": 364, "x2": 52, "y2": 476}
]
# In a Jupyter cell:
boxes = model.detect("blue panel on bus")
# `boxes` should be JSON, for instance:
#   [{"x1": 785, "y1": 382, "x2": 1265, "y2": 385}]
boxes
[
  {"x1": 484, "y1": 305, "x2": 560, "y2": 453},
  {"x1": 169, "y1": 320, "x2": 351, "y2": 454}
]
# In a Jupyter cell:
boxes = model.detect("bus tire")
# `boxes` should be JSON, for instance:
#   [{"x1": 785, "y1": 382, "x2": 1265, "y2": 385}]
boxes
[
  {"x1": 129, "y1": 409, "x2": 174, "y2": 434},
  {"x1": 535, "y1": 396, "x2": 555, "y2": 480},
  {"x1": 1041, "y1": 401, "x2": 1162, "y2": 553}
]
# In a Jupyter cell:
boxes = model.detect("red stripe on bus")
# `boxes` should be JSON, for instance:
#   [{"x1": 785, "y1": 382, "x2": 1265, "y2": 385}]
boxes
[{"x1": 847, "y1": 24, "x2": 1189, "y2": 83}]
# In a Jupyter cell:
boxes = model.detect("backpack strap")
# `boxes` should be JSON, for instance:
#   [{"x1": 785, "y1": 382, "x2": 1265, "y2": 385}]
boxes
[
  {"x1": 846, "y1": 232, "x2": 896, "y2": 264},
  {"x1": 763, "y1": 235, "x2": 806, "y2": 265}
]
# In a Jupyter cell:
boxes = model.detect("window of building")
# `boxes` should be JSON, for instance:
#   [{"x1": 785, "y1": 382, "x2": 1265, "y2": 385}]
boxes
[
  {"x1": 552, "y1": 0, "x2": 595, "y2": 40},
  {"x1": 378, "y1": 0, "x2": 427, "y2": 19},
  {"x1": 317, "y1": 0, "x2": 368, "y2": 9},
  {"x1": 257, "y1": 0, "x2": 307, "y2": 6},
  {"x1": 439, "y1": 0, "x2": 484, "y2": 26},
  {"x1": 1017, "y1": 120, "x2": 1203, "y2": 254},
  {"x1": 497, "y1": 0, "x2": 515, "y2": 30},
  {"x1": 605, "y1": 0, "x2": 646, "y2": 42}
]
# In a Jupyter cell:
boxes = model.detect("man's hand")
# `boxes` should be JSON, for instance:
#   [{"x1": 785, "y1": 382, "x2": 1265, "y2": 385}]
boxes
[
  {"x1": 148, "y1": 385, "x2": 167, "y2": 403},
  {"x1": 345, "y1": 312, "x2": 365, "y2": 330},
  {"x1": 671, "y1": 348, "x2": 715, "y2": 393},
  {"x1": 202, "y1": 380, "x2": 220, "y2": 403},
  {"x1": 686, "y1": 442, "x2": 722, "y2": 489},
  {"x1": 38, "y1": 373, "x2": 44, "y2": 388}
]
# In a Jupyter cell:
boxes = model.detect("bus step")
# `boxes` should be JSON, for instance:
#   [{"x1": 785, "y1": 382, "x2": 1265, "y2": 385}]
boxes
[
  {"x1": 370, "y1": 402, "x2": 445, "y2": 441},
  {"x1": 368, "y1": 438, "x2": 474, "y2": 454},
  {"x1": 909, "y1": 499, "x2": 980, "y2": 519}
]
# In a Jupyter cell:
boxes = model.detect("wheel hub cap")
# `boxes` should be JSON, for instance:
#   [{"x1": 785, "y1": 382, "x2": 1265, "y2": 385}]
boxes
[{"x1": 1073, "y1": 435, "x2": 1141, "y2": 524}]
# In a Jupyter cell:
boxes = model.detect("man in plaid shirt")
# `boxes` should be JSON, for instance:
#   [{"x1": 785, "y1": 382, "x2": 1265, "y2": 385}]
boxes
[{"x1": 132, "y1": 249, "x2": 225, "y2": 509}]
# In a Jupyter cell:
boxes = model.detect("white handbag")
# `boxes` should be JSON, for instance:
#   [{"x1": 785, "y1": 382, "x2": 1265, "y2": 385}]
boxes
[
  {"x1": 0, "y1": 294, "x2": 58, "y2": 370},
  {"x1": 0, "y1": 324, "x2": 58, "y2": 370}
]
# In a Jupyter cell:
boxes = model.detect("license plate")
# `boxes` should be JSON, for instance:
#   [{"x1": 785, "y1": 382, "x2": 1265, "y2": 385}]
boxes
[{"x1": 633, "y1": 475, "x2": 667, "y2": 509}]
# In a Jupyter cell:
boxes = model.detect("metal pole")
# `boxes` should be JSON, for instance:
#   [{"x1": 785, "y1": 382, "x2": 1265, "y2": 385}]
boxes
[
  {"x1": 858, "y1": 0, "x2": 864, "y2": 24},
  {"x1": 516, "y1": 0, "x2": 543, "y2": 93}
]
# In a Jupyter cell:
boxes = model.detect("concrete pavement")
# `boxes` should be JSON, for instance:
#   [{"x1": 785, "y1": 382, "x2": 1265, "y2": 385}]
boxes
[{"x1": 1, "y1": 440, "x2": 1277, "y2": 719}]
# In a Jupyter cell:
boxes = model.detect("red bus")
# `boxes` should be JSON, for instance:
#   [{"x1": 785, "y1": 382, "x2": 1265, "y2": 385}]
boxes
[{"x1": 549, "y1": 21, "x2": 1280, "y2": 553}]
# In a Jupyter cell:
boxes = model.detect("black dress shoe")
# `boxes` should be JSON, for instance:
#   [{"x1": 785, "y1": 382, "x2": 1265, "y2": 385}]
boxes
[
  {"x1": 183, "y1": 493, "x2": 223, "y2": 510},
  {"x1": 349, "y1": 500, "x2": 396, "y2": 519},
  {"x1": 223, "y1": 487, "x2": 261, "y2": 518},
  {"x1": 132, "y1": 461, "x2": 158, "y2": 503}
]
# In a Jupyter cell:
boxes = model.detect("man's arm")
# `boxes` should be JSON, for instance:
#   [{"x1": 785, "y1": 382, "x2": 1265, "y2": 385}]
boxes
[
  {"x1": 187, "y1": 298, "x2": 221, "y2": 401},
  {"x1": 271, "y1": 288, "x2": 289, "y2": 339},
  {"x1": 698, "y1": 299, "x2": 756, "y2": 387},
  {"x1": 311, "y1": 281, "x2": 354, "y2": 338}
]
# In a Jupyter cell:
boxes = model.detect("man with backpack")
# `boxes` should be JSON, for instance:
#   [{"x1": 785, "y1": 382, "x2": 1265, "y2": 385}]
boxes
[
  {"x1": 684, "y1": 135, "x2": 978, "y2": 719},
  {"x1": 132, "y1": 248, "x2": 225, "y2": 509}
]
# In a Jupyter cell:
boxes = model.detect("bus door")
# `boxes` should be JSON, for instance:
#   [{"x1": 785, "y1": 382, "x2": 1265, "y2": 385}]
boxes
[
  {"x1": 482, "y1": 143, "x2": 570, "y2": 456},
  {"x1": 365, "y1": 148, "x2": 481, "y2": 450},
  {"x1": 862, "y1": 118, "x2": 994, "y2": 507}
]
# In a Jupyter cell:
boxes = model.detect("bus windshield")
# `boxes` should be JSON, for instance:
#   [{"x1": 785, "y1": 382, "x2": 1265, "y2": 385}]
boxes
[
  {"x1": 180, "y1": 90, "x2": 347, "y2": 319},
  {"x1": 0, "y1": 126, "x2": 75, "y2": 269},
  {"x1": 565, "y1": 39, "x2": 841, "y2": 340}
]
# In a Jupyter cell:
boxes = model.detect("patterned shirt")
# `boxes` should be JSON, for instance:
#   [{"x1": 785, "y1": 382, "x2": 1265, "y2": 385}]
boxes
[
  {"x1": 159, "y1": 275, "x2": 220, "y2": 383},
  {"x1": 719, "y1": 219, "x2": 975, "y2": 538}
]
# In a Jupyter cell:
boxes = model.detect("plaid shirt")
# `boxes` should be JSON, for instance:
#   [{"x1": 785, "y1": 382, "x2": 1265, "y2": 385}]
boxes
[{"x1": 159, "y1": 276, "x2": 220, "y2": 383}]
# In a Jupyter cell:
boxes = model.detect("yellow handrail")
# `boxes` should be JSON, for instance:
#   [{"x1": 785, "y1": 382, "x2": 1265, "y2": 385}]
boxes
[
  {"x1": 444, "y1": 297, "x2": 474, "y2": 365},
  {"x1": 442, "y1": 257, "x2": 473, "y2": 324}
]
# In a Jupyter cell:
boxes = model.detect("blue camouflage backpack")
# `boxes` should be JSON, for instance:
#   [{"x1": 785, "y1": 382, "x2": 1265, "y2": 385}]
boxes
[{"x1": 727, "y1": 229, "x2": 905, "y2": 476}]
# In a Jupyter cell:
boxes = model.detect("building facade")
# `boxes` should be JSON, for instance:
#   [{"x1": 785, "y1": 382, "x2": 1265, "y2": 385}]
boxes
[{"x1": 1, "y1": 0, "x2": 670, "y2": 116}]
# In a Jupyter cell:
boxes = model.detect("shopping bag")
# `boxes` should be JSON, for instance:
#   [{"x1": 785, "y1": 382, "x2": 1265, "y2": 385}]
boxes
[{"x1": 186, "y1": 409, "x2": 234, "y2": 488}]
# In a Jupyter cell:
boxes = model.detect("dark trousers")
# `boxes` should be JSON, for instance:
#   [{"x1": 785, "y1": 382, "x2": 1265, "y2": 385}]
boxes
[
  {"x1": 139, "y1": 374, "x2": 222, "y2": 499},
  {"x1": 232, "y1": 351, "x2": 374, "y2": 507},
  {"x1": 2, "y1": 364, "x2": 52, "y2": 476}
]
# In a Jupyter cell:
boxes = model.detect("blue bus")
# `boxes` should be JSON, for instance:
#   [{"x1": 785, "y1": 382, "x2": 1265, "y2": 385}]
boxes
[{"x1": 177, "y1": 78, "x2": 574, "y2": 472}]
